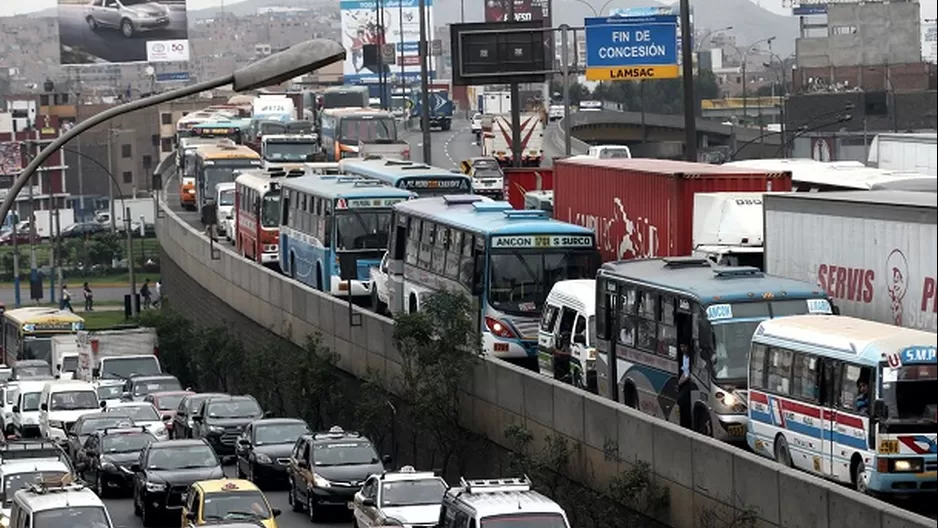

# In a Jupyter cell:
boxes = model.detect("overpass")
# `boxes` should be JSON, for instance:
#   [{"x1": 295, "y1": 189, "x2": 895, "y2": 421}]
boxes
[
  {"x1": 154, "y1": 170, "x2": 932, "y2": 528},
  {"x1": 558, "y1": 108, "x2": 783, "y2": 160}
]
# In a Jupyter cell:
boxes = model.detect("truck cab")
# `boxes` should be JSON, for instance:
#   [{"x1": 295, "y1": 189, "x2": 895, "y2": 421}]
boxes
[
  {"x1": 261, "y1": 134, "x2": 319, "y2": 167},
  {"x1": 691, "y1": 192, "x2": 766, "y2": 270}
]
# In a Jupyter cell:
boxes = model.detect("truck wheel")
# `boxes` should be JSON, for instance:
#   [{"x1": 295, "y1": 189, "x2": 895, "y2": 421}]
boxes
[{"x1": 442, "y1": 121, "x2": 451, "y2": 131}]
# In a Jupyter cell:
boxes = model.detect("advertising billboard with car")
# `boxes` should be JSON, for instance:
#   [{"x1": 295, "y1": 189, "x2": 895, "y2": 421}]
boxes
[{"x1": 58, "y1": 0, "x2": 190, "y2": 64}]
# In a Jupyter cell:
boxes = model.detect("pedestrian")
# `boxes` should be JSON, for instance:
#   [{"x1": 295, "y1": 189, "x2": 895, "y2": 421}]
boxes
[
  {"x1": 82, "y1": 282, "x2": 94, "y2": 312},
  {"x1": 153, "y1": 278, "x2": 162, "y2": 307},
  {"x1": 140, "y1": 279, "x2": 152, "y2": 310},
  {"x1": 60, "y1": 284, "x2": 74, "y2": 313}
]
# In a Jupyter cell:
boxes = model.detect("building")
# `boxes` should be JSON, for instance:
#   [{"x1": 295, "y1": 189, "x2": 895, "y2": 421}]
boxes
[
  {"x1": 155, "y1": 97, "x2": 231, "y2": 165},
  {"x1": 0, "y1": 126, "x2": 69, "y2": 223}
]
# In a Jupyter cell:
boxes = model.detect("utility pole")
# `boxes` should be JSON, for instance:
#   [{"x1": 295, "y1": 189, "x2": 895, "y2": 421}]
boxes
[
  {"x1": 12, "y1": 207, "x2": 20, "y2": 307},
  {"x1": 126, "y1": 208, "x2": 137, "y2": 317},
  {"x1": 417, "y1": 0, "x2": 432, "y2": 164},
  {"x1": 47, "y1": 171, "x2": 55, "y2": 304},
  {"x1": 508, "y1": 0, "x2": 522, "y2": 168},
  {"x1": 26, "y1": 140, "x2": 39, "y2": 304},
  {"x1": 54, "y1": 208, "x2": 62, "y2": 304},
  {"x1": 107, "y1": 124, "x2": 116, "y2": 233},
  {"x1": 560, "y1": 25, "x2": 572, "y2": 156},
  {"x1": 679, "y1": 0, "x2": 697, "y2": 162}
]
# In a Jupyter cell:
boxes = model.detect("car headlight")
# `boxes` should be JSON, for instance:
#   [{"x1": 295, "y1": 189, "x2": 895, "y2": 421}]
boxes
[
  {"x1": 154, "y1": 427, "x2": 168, "y2": 438},
  {"x1": 101, "y1": 461, "x2": 116, "y2": 471},
  {"x1": 255, "y1": 453, "x2": 272, "y2": 464},
  {"x1": 187, "y1": 189, "x2": 196, "y2": 195},
  {"x1": 892, "y1": 459, "x2": 924, "y2": 473},
  {"x1": 312, "y1": 474, "x2": 331, "y2": 488},
  {"x1": 48, "y1": 420, "x2": 65, "y2": 430},
  {"x1": 145, "y1": 481, "x2": 167, "y2": 492},
  {"x1": 208, "y1": 425, "x2": 224, "y2": 433}
]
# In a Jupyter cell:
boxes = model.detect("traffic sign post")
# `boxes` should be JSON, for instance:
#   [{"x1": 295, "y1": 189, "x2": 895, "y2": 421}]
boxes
[{"x1": 584, "y1": 15, "x2": 679, "y2": 81}]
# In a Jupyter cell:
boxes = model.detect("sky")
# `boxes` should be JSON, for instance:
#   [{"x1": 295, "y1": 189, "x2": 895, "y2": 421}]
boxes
[{"x1": 0, "y1": 0, "x2": 934, "y2": 23}]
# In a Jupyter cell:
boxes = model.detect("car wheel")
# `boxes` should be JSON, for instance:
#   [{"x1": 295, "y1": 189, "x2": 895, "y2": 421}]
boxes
[
  {"x1": 121, "y1": 18, "x2": 135, "y2": 38},
  {"x1": 288, "y1": 479, "x2": 303, "y2": 512},
  {"x1": 96, "y1": 473, "x2": 107, "y2": 498},
  {"x1": 307, "y1": 492, "x2": 319, "y2": 522},
  {"x1": 86, "y1": 16, "x2": 98, "y2": 30}
]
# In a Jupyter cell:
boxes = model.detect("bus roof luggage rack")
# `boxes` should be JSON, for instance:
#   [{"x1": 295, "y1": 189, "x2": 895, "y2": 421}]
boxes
[
  {"x1": 444, "y1": 195, "x2": 486, "y2": 205},
  {"x1": 662, "y1": 257, "x2": 710, "y2": 269},
  {"x1": 502, "y1": 209, "x2": 549, "y2": 219},
  {"x1": 712, "y1": 266, "x2": 764, "y2": 279},
  {"x1": 383, "y1": 159, "x2": 415, "y2": 166},
  {"x1": 459, "y1": 476, "x2": 532, "y2": 493},
  {"x1": 473, "y1": 202, "x2": 513, "y2": 213},
  {"x1": 286, "y1": 168, "x2": 306, "y2": 178},
  {"x1": 351, "y1": 181, "x2": 387, "y2": 188},
  {"x1": 0, "y1": 440, "x2": 66, "y2": 461}
]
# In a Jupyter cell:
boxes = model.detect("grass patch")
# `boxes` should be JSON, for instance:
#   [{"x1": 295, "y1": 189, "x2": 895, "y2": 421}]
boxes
[{"x1": 82, "y1": 309, "x2": 136, "y2": 330}]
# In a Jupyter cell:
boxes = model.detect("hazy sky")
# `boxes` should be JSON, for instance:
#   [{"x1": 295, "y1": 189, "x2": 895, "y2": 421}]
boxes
[{"x1": 1, "y1": 0, "x2": 934, "y2": 23}]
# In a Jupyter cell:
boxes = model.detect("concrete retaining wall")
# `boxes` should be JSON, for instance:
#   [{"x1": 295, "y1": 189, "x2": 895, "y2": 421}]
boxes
[{"x1": 156, "y1": 201, "x2": 933, "y2": 528}]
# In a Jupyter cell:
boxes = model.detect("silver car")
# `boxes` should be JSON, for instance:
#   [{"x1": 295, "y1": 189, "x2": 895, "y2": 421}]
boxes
[{"x1": 85, "y1": 0, "x2": 170, "y2": 38}]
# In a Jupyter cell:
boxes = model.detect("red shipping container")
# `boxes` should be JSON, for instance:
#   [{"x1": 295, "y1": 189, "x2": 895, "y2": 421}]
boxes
[
  {"x1": 503, "y1": 167, "x2": 554, "y2": 209},
  {"x1": 553, "y1": 158, "x2": 792, "y2": 262}
]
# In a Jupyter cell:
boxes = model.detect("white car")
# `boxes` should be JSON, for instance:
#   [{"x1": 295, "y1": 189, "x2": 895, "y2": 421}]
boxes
[
  {"x1": 0, "y1": 459, "x2": 72, "y2": 519},
  {"x1": 38, "y1": 381, "x2": 101, "y2": 442},
  {"x1": 84, "y1": 0, "x2": 171, "y2": 39},
  {"x1": 470, "y1": 113, "x2": 483, "y2": 134},
  {"x1": 548, "y1": 105, "x2": 564, "y2": 121},
  {"x1": 352, "y1": 466, "x2": 447, "y2": 528},
  {"x1": 586, "y1": 144, "x2": 632, "y2": 159},
  {"x1": 102, "y1": 401, "x2": 169, "y2": 440},
  {"x1": 10, "y1": 381, "x2": 46, "y2": 438},
  {"x1": 94, "y1": 381, "x2": 125, "y2": 409},
  {"x1": 1, "y1": 384, "x2": 18, "y2": 437},
  {"x1": 215, "y1": 182, "x2": 236, "y2": 238},
  {"x1": 369, "y1": 252, "x2": 390, "y2": 315}
]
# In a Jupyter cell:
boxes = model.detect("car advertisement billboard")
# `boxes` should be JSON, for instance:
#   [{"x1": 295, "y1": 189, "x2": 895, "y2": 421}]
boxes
[
  {"x1": 58, "y1": 0, "x2": 190, "y2": 65},
  {"x1": 340, "y1": 0, "x2": 435, "y2": 84}
]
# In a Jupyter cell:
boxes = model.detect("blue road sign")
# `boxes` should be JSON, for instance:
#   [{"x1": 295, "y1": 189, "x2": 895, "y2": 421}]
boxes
[
  {"x1": 155, "y1": 71, "x2": 190, "y2": 83},
  {"x1": 584, "y1": 15, "x2": 679, "y2": 80}
]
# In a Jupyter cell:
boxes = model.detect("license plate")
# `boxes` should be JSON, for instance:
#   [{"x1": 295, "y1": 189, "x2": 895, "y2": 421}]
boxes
[
  {"x1": 879, "y1": 439, "x2": 899, "y2": 454},
  {"x1": 727, "y1": 424, "x2": 746, "y2": 436}
]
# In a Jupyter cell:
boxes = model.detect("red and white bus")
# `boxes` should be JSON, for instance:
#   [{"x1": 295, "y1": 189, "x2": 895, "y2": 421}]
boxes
[{"x1": 235, "y1": 170, "x2": 283, "y2": 267}]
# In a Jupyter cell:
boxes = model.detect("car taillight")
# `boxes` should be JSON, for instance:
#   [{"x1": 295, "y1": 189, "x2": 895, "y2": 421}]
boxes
[
  {"x1": 153, "y1": 345, "x2": 159, "y2": 357},
  {"x1": 485, "y1": 316, "x2": 517, "y2": 339}
]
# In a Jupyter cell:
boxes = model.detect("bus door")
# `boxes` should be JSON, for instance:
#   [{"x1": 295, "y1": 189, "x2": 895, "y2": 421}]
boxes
[{"x1": 827, "y1": 362, "x2": 873, "y2": 480}]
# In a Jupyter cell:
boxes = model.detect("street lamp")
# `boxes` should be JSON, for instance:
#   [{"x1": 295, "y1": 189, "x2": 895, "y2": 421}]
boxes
[
  {"x1": 0, "y1": 38, "x2": 345, "y2": 227},
  {"x1": 736, "y1": 36, "x2": 774, "y2": 123},
  {"x1": 695, "y1": 26, "x2": 732, "y2": 51},
  {"x1": 572, "y1": 0, "x2": 618, "y2": 16}
]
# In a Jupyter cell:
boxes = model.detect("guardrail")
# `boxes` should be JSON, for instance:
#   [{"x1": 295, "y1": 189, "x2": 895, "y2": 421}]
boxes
[{"x1": 156, "y1": 197, "x2": 934, "y2": 528}]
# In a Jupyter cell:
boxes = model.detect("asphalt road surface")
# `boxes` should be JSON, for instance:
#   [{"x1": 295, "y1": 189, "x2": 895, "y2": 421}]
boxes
[
  {"x1": 105, "y1": 463, "x2": 353, "y2": 528},
  {"x1": 58, "y1": 4, "x2": 188, "y2": 64}
]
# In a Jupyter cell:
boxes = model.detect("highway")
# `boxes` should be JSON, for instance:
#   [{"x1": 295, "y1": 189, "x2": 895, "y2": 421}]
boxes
[{"x1": 58, "y1": 4, "x2": 188, "y2": 64}]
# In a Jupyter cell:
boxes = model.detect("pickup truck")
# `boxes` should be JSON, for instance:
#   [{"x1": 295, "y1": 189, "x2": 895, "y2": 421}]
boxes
[
  {"x1": 369, "y1": 252, "x2": 390, "y2": 315},
  {"x1": 359, "y1": 140, "x2": 411, "y2": 161}
]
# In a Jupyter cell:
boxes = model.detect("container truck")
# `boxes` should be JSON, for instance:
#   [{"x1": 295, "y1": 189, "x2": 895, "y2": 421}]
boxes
[
  {"x1": 867, "y1": 132, "x2": 937, "y2": 176},
  {"x1": 692, "y1": 192, "x2": 769, "y2": 269},
  {"x1": 410, "y1": 91, "x2": 454, "y2": 130},
  {"x1": 482, "y1": 114, "x2": 543, "y2": 167},
  {"x1": 75, "y1": 328, "x2": 161, "y2": 383},
  {"x1": 763, "y1": 190, "x2": 937, "y2": 332},
  {"x1": 553, "y1": 158, "x2": 791, "y2": 262},
  {"x1": 503, "y1": 167, "x2": 553, "y2": 210},
  {"x1": 95, "y1": 197, "x2": 155, "y2": 229}
]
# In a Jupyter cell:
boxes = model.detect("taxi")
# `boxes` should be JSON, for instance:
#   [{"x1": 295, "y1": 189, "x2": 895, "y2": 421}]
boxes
[{"x1": 181, "y1": 479, "x2": 281, "y2": 528}]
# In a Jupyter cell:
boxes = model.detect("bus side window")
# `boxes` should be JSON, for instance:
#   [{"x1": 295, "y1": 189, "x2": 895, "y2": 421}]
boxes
[
  {"x1": 839, "y1": 364, "x2": 870, "y2": 413},
  {"x1": 749, "y1": 344, "x2": 767, "y2": 389},
  {"x1": 766, "y1": 347, "x2": 793, "y2": 396},
  {"x1": 322, "y1": 207, "x2": 332, "y2": 249},
  {"x1": 596, "y1": 282, "x2": 609, "y2": 340},
  {"x1": 444, "y1": 230, "x2": 462, "y2": 280},
  {"x1": 791, "y1": 353, "x2": 820, "y2": 403},
  {"x1": 616, "y1": 286, "x2": 637, "y2": 348}
]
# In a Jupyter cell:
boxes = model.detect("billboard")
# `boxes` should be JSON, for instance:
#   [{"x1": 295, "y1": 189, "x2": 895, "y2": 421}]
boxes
[
  {"x1": 484, "y1": 0, "x2": 547, "y2": 23},
  {"x1": 0, "y1": 142, "x2": 22, "y2": 176},
  {"x1": 58, "y1": 0, "x2": 190, "y2": 65},
  {"x1": 340, "y1": 0, "x2": 435, "y2": 84}
]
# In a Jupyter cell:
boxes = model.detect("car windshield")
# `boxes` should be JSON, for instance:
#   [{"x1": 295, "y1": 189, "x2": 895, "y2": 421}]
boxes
[
  {"x1": 324, "y1": 92, "x2": 368, "y2": 108},
  {"x1": 481, "y1": 513, "x2": 568, "y2": 528},
  {"x1": 261, "y1": 191, "x2": 281, "y2": 228},
  {"x1": 881, "y1": 364, "x2": 938, "y2": 422},
  {"x1": 50, "y1": 390, "x2": 99, "y2": 411},
  {"x1": 102, "y1": 433, "x2": 154, "y2": 453},
  {"x1": 254, "y1": 423, "x2": 309, "y2": 445},
  {"x1": 21, "y1": 392, "x2": 41, "y2": 411},
  {"x1": 34, "y1": 506, "x2": 111, "y2": 528},
  {"x1": 153, "y1": 394, "x2": 186, "y2": 410},
  {"x1": 335, "y1": 210, "x2": 391, "y2": 250},
  {"x1": 147, "y1": 445, "x2": 218, "y2": 470},
  {"x1": 488, "y1": 251, "x2": 597, "y2": 316},
  {"x1": 203, "y1": 490, "x2": 271, "y2": 521},
  {"x1": 113, "y1": 405, "x2": 160, "y2": 421},
  {"x1": 338, "y1": 117, "x2": 396, "y2": 143},
  {"x1": 133, "y1": 377, "x2": 181, "y2": 396},
  {"x1": 473, "y1": 159, "x2": 500, "y2": 170},
  {"x1": 597, "y1": 148, "x2": 631, "y2": 159},
  {"x1": 101, "y1": 356, "x2": 161, "y2": 380},
  {"x1": 218, "y1": 189, "x2": 235, "y2": 206},
  {"x1": 97, "y1": 385, "x2": 124, "y2": 400},
  {"x1": 312, "y1": 442, "x2": 378, "y2": 466},
  {"x1": 380, "y1": 478, "x2": 446, "y2": 507},
  {"x1": 78, "y1": 416, "x2": 134, "y2": 435},
  {"x1": 206, "y1": 400, "x2": 262, "y2": 419},
  {"x1": 474, "y1": 169, "x2": 503, "y2": 179},
  {"x1": 266, "y1": 141, "x2": 316, "y2": 162},
  {"x1": 2, "y1": 471, "x2": 70, "y2": 506}
]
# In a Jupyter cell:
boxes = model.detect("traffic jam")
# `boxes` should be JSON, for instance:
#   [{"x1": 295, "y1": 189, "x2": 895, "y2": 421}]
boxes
[{"x1": 174, "y1": 94, "x2": 935, "y2": 505}]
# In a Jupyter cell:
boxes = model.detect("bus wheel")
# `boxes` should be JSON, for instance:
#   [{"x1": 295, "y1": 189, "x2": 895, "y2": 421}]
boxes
[
  {"x1": 773, "y1": 434, "x2": 793, "y2": 467},
  {"x1": 316, "y1": 264, "x2": 323, "y2": 291},
  {"x1": 852, "y1": 456, "x2": 871, "y2": 495},
  {"x1": 289, "y1": 254, "x2": 296, "y2": 280},
  {"x1": 694, "y1": 408, "x2": 713, "y2": 437}
]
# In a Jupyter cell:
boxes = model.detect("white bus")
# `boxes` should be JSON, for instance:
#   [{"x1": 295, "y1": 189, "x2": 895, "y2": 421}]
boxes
[{"x1": 747, "y1": 315, "x2": 936, "y2": 495}]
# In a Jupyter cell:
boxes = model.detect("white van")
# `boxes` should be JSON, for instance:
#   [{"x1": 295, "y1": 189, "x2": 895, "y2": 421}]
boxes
[
  {"x1": 38, "y1": 381, "x2": 100, "y2": 441},
  {"x1": 586, "y1": 144, "x2": 632, "y2": 159},
  {"x1": 537, "y1": 279, "x2": 597, "y2": 392},
  {"x1": 7, "y1": 481, "x2": 113, "y2": 528},
  {"x1": 439, "y1": 477, "x2": 570, "y2": 528},
  {"x1": 10, "y1": 381, "x2": 47, "y2": 438},
  {"x1": 215, "y1": 181, "x2": 236, "y2": 240}
]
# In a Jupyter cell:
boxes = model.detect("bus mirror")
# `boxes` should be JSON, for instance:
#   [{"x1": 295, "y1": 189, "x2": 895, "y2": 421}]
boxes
[{"x1": 873, "y1": 399, "x2": 888, "y2": 420}]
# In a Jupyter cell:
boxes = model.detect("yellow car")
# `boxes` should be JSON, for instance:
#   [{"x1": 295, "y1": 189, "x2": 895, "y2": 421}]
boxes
[{"x1": 181, "y1": 479, "x2": 281, "y2": 528}]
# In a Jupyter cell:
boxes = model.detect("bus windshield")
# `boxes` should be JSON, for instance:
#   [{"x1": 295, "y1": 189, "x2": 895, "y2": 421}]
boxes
[
  {"x1": 339, "y1": 117, "x2": 396, "y2": 143},
  {"x1": 323, "y1": 91, "x2": 367, "y2": 109},
  {"x1": 881, "y1": 363, "x2": 937, "y2": 423},
  {"x1": 335, "y1": 210, "x2": 391, "y2": 250},
  {"x1": 261, "y1": 192, "x2": 281, "y2": 228},
  {"x1": 203, "y1": 166, "x2": 250, "y2": 197},
  {"x1": 265, "y1": 140, "x2": 317, "y2": 162},
  {"x1": 488, "y1": 250, "x2": 596, "y2": 316}
]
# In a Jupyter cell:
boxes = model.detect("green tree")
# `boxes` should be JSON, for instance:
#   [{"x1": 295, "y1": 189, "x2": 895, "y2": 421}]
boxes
[{"x1": 392, "y1": 290, "x2": 481, "y2": 475}]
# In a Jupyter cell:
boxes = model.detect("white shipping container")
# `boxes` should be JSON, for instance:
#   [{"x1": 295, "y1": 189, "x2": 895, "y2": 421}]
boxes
[
  {"x1": 764, "y1": 191, "x2": 937, "y2": 332},
  {"x1": 867, "y1": 133, "x2": 938, "y2": 177}
]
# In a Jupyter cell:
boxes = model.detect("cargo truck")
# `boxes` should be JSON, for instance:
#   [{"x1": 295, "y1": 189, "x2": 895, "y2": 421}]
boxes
[
  {"x1": 553, "y1": 158, "x2": 791, "y2": 262},
  {"x1": 482, "y1": 114, "x2": 543, "y2": 167},
  {"x1": 867, "y1": 132, "x2": 937, "y2": 176},
  {"x1": 692, "y1": 192, "x2": 769, "y2": 269},
  {"x1": 410, "y1": 91, "x2": 454, "y2": 130},
  {"x1": 763, "y1": 190, "x2": 937, "y2": 332},
  {"x1": 75, "y1": 328, "x2": 161, "y2": 383}
]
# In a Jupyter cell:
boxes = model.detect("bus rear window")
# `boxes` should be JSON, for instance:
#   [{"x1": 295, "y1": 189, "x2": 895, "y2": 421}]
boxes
[
  {"x1": 481, "y1": 513, "x2": 568, "y2": 528},
  {"x1": 339, "y1": 117, "x2": 396, "y2": 143}
]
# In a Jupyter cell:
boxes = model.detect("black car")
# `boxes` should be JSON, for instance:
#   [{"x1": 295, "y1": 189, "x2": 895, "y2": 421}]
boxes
[
  {"x1": 60, "y1": 222, "x2": 109, "y2": 239},
  {"x1": 77, "y1": 426, "x2": 156, "y2": 497},
  {"x1": 131, "y1": 438, "x2": 225, "y2": 526},
  {"x1": 122, "y1": 374, "x2": 183, "y2": 401},
  {"x1": 235, "y1": 418, "x2": 311, "y2": 487},
  {"x1": 287, "y1": 426, "x2": 389, "y2": 521},
  {"x1": 63, "y1": 411, "x2": 136, "y2": 461},
  {"x1": 171, "y1": 393, "x2": 228, "y2": 439},
  {"x1": 192, "y1": 395, "x2": 267, "y2": 457}
]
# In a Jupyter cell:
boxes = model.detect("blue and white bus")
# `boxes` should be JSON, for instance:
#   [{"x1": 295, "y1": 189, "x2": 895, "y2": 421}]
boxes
[
  {"x1": 386, "y1": 195, "x2": 600, "y2": 370},
  {"x1": 594, "y1": 257, "x2": 835, "y2": 443},
  {"x1": 279, "y1": 176, "x2": 415, "y2": 297},
  {"x1": 747, "y1": 315, "x2": 936, "y2": 495},
  {"x1": 339, "y1": 158, "x2": 473, "y2": 197}
]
